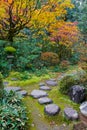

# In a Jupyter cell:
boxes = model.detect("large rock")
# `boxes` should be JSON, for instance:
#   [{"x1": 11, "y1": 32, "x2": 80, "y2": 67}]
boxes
[
  {"x1": 16, "y1": 90, "x2": 28, "y2": 96},
  {"x1": 4, "y1": 87, "x2": 21, "y2": 93},
  {"x1": 30, "y1": 90, "x2": 48, "y2": 98},
  {"x1": 46, "y1": 80, "x2": 57, "y2": 86},
  {"x1": 44, "y1": 104, "x2": 60, "y2": 116},
  {"x1": 64, "y1": 107, "x2": 79, "y2": 120},
  {"x1": 38, "y1": 97, "x2": 53, "y2": 104},
  {"x1": 80, "y1": 101, "x2": 87, "y2": 117},
  {"x1": 40, "y1": 86, "x2": 51, "y2": 91},
  {"x1": 69, "y1": 85, "x2": 86, "y2": 103}
]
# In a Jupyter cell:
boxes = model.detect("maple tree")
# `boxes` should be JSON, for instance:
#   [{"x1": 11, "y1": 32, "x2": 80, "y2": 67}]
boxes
[
  {"x1": 0, "y1": 0, "x2": 40, "y2": 42},
  {"x1": 49, "y1": 21, "x2": 79, "y2": 46},
  {"x1": 0, "y1": 0, "x2": 74, "y2": 43}
]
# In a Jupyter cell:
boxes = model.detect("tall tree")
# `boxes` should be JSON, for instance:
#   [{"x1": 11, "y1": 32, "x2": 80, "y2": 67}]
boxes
[
  {"x1": 0, "y1": 0, "x2": 40, "y2": 42},
  {"x1": 0, "y1": 0, "x2": 75, "y2": 44}
]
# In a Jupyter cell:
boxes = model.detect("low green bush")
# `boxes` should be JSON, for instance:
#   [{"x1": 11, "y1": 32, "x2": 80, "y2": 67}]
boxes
[
  {"x1": 59, "y1": 68, "x2": 87, "y2": 95},
  {"x1": 8, "y1": 71, "x2": 32, "y2": 81},
  {"x1": 59, "y1": 75, "x2": 78, "y2": 95},
  {"x1": 4, "y1": 46, "x2": 16, "y2": 53},
  {"x1": 0, "y1": 91, "x2": 28, "y2": 130}
]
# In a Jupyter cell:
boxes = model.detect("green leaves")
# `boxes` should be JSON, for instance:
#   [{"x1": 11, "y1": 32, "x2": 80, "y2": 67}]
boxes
[{"x1": 0, "y1": 91, "x2": 28, "y2": 130}]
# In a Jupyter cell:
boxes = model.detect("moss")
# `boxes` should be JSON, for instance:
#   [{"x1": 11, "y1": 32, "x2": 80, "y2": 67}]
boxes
[{"x1": 8, "y1": 74, "x2": 51, "y2": 87}]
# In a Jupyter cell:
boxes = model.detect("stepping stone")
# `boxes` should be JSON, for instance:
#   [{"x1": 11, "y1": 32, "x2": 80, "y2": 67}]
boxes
[
  {"x1": 38, "y1": 97, "x2": 53, "y2": 104},
  {"x1": 39, "y1": 83, "x2": 45, "y2": 87},
  {"x1": 80, "y1": 101, "x2": 87, "y2": 117},
  {"x1": 30, "y1": 90, "x2": 48, "y2": 98},
  {"x1": 46, "y1": 80, "x2": 58, "y2": 86},
  {"x1": 4, "y1": 87, "x2": 21, "y2": 93},
  {"x1": 64, "y1": 107, "x2": 79, "y2": 120},
  {"x1": 44, "y1": 104, "x2": 60, "y2": 116},
  {"x1": 11, "y1": 78, "x2": 18, "y2": 81},
  {"x1": 3, "y1": 81, "x2": 9, "y2": 85},
  {"x1": 40, "y1": 86, "x2": 51, "y2": 91},
  {"x1": 16, "y1": 90, "x2": 28, "y2": 96}
]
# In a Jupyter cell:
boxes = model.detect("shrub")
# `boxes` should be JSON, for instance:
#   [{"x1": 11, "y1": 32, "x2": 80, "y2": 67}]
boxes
[
  {"x1": 59, "y1": 68, "x2": 87, "y2": 95},
  {"x1": 8, "y1": 71, "x2": 32, "y2": 80},
  {"x1": 4, "y1": 46, "x2": 16, "y2": 53},
  {"x1": 78, "y1": 62, "x2": 87, "y2": 72},
  {"x1": 41, "y1": 52, "x2": 59, "y2": 66},
  {"x1": 0, "y1": 91, "x2": 28, "y2": 130},
  {"x1": 60, "y1": 60, "x2": 70, "y2": 69},
  {"x1": 59, "y1": 75, "x2": 78, "y2": 95},
  {"x1": 0, "y1": 73, "x2": 4, "y2": 98}
]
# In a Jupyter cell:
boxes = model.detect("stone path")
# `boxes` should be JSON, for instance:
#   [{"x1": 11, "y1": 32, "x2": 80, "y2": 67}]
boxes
[
  {"x1": 30, "y1": 79, "x2": 61, "y2": 116},
  {"x1": 4, "y1": 86, "x2": 28, "y2": 97},
  {"x1": 30, "y1": 79, "x2": 79, "y2": 119}
]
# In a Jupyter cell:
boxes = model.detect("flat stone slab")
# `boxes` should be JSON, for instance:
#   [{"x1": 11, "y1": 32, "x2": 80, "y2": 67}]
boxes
[
  {"x1": 11, "y1": 78, "x2": 18, "y2": 81},
  {"x1": 16, "y1": 90, "x2": 28, "y2": 96},
  {"x1": 44, "y1": 104, "x2": 60, "y2": 116},
  {"x1": 4, "y1": 87, "x2": 21, "y2": 93},
  {"x1": 30, "y1": 90, "x2": 48, "y2": 98},
  {"x1": 38, "y1": 97, "x2": 53, "y2": 104},
  {"x1": 3, "y1": 81, "x2": 9, "y2": 85},
  {"x1": 40, "y1": 86, "x2": 51, "y2": 91},
  {"x1": 64, "y1": 107, "x2": 79, "y2": 120},
  {"x1": 39, "y1": 83, "x2": 45, "y2": 87},
  {"x1": 80, "y1": 101, "x2": 87, "y2": 117},
  {"x1": 46, "y1": 80, "x2": 58, "y2": 86}
]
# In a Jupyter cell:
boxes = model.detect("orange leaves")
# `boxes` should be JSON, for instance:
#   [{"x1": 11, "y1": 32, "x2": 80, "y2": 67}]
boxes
[
  {"x1": 49, "y1": 21, "x2": 79, "y2": 46},
  {"x1": 41, "y1": 52, "x2": 59, "y2": 65},
  {"x1": 8, "y1": 0, "x2": 13, "y2": 4}
]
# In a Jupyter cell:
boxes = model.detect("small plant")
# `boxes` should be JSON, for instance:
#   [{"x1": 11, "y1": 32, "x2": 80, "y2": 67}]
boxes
[{"x1": 4, "y1": 46, "x2": 16, "y2": 53}]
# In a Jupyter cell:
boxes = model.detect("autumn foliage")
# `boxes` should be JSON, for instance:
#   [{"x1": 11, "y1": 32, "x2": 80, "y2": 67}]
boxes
[
  {"x1": 49, "y1": 21, "x2": 79, "y2": 46},
  {"x1": 0, "y1": 0, "x2": 77, "y2": 45},
  {"x1": 41, "y1": 52, "x2": 59, "y2": 66}
]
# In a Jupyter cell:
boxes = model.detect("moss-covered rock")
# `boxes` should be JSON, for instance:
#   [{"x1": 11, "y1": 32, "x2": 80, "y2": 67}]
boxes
[{"x1": 0, "y1": 73, "x2": 4, "y2": 98}]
